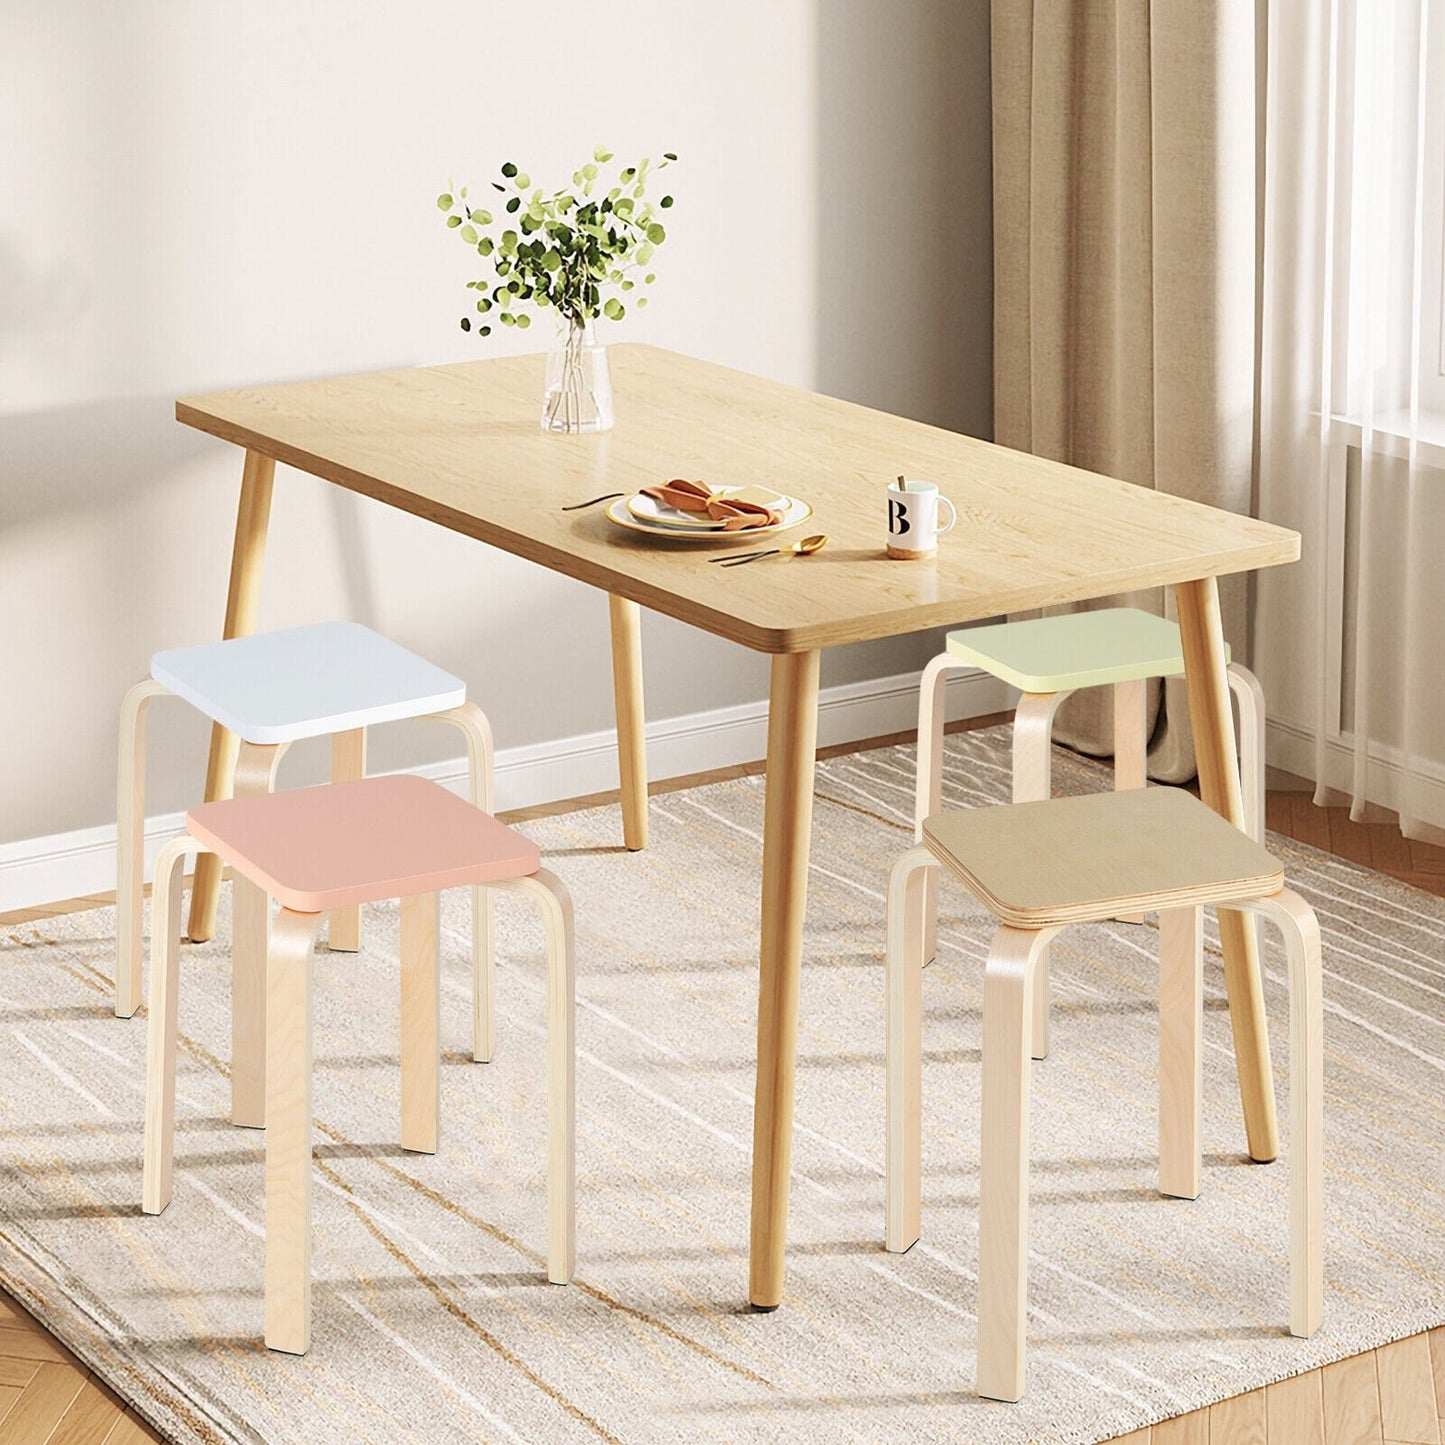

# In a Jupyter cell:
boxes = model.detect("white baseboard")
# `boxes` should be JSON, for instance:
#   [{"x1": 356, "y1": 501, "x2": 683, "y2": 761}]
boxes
[
  {"x1": 0, "y1": 664, "x2": 1011, "y2": 911},
  {"x1": 1267, "y1": 715, "x2": 1445, "y2": 832}
]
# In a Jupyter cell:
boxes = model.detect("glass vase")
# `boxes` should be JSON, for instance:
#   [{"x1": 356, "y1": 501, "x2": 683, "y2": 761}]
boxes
[{"x1": 542, "y1": 318, "x2": 613, "y2": 433}]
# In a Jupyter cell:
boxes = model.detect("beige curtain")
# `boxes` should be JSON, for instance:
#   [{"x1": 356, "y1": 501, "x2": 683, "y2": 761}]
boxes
[{"x1": 991, "y1": 0, "x2": 1257, "y2": 780}]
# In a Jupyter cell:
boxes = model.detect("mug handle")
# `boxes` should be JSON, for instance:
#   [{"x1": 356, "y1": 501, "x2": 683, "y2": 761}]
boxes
[{"x1": 936, "y1": 496, "x2": 958, "y2": 534}]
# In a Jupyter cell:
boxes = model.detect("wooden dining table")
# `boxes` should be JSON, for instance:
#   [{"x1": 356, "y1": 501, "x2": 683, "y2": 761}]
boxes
[{"x1": 175, "y1": 344, "x2": 1300, "y2": 1310}]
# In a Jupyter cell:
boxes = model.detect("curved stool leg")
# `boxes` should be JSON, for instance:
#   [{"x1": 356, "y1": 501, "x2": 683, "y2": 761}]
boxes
[
  {"x1": 915, "y1": 654, "x2": 957, "y2": 970},
  {"x1": 265, "y1": 906, "x2": 324, "y2": 1355},
  {"x1": 1112, "y1": 679, "x2": 1148, "y2": 924},
  {"x1": 977, "y1": 923, "x2": 1057, "y2": 1404},
  {"x1": 231, "y1": 741, "x2": 286, "y2": 1128},
  {"x1": 400, "y1": 891, "x2": 440, "y2": 1154},
  {"x1": 142, "y1": 835, "x2": 205, "y2": 1215},
  {"x1": 499, "y1": 869, "x2": 576, "y2": 1285},
  {"x1": 116, "y1": 678, "x2": 170, "y2": 1018},
  {"x1": 1013, "y1": 691, "x2": 1068, "y2": 1061},
  {"x1": 1158, "y1": 906, "x2": 1203, "y2": 1199},
  {"x1": 436, "y1": 703, "x2": 498, "y2": 1063},
  {"x1": 1239, "y1": 890, "x2": 1324, "y2": 1338},
  {"x1": 327, "y1": 728, "x2": 367, "y2": 952},
  {"x1": 1228, "y1": 663, "x2": 1267, "y2": 844},
  {"x1": 885, "y1": 844, "x2": 937, "y2": 1254}
]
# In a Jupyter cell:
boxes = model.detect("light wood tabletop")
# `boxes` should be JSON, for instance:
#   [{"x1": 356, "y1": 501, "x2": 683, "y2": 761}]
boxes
[
  {"x1": 174, "y1": 343, "x2": 1300, "y2": 1310},
  {"x1": 177, "y1": 346, "x2": 1296, "y2": 652}
]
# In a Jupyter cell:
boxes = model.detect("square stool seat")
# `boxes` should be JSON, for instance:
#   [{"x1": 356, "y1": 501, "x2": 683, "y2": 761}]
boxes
[
  {"x1": 188, "y1": 774, "x2": 540, "y2": 913},
  {"x1": 150, "y1": 621, "x2": 466, "y2": 745},
  {"x1": 922, "y1": 787, "x2": 1283, "y2": 928},
  {"x1": 945, "y1": 607, "x2": 1232, "y2": 693}
]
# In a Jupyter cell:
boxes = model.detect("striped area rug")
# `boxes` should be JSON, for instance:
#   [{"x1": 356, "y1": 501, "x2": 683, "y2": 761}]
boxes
[{"x1": 1, "y1": 726, "x2": 1442, "y2": 1444}]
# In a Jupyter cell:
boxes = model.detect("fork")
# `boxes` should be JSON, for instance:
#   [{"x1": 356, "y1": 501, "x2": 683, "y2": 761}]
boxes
[{"x1": 561, "y1": 492, "x2": 626, "y2": 511}]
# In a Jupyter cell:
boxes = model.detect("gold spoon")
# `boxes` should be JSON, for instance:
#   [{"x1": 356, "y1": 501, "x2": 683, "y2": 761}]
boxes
[{"x1": 717, "y1": 533, "x2": 829, "y2": 567}]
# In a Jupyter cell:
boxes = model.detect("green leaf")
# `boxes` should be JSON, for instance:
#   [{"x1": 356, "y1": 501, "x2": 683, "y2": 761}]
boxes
[
  {"x1": 516, "y1": 313, "x2": 531, "y2": 329},
  {"x1": 660, "y1": 195, "x2": 673, "y2": 208},
  {"x1": 506, "y1": 196, "x2": 521, "y2": 213},
  {"x1": 460, "y1": 316, "x2": 471, "y2": 330},
  {"x1": 500, "y1": 311, "x2": 515, "y2": 326},
  {"x1": 478, "y1": 297, "x2": 491, "y2": 312},
  {"x1": 636, "y1": 296, "x2": 648, "y2": 308},
  {"x1": 437, "y1": 193, "x2": 454, "y2": 210},
  {"x1": 621, "y1": 279, "x2": 634, "y2": 291},
  {"x1": 460, "y1": 187, "x2": 468, "y2": 198},
  {"x1": 603, "y1": 297, "x2": 624, "y2": 320},
  {"x1": 582, "y1": 162, "x2": 599, "y2": 180},
  {"x1": 542, "y1": 249, "x2": 562, "y2": 271},
  {"x1": 478, "y1": 237, "x2": 494, "y2": 255},
  {"x1": 646, "y1": 222, "x2": 666, "y2": 244},
  {"x1": 515, "y1": 172, "x2": 530, "y2": 189},
  {"x1": 501, "y1": 162, "x2": 518, "y2": 178},
  {"x1": 446, "y1": 215, "x2": 462, "y2": 228},
  {"x1": 474, "y1": 209, "x2": 493, "y2": 225},
  {"x1": 460, "y1": 224, "x2": 478, "y2": 244},
  {"x1": 501, "y1": 229, "x2": 518, "y2": 252},
  {"x1": 637, "y1": 243, "x2": 655, "y2": 264},
  {"x1": 663, "y1": 151, "x2": 677, "y2": 161},
  {"x1": 644, "y1": 273, "x2": 656, "y2": 284},
  {"x1": 593, "y1": 144, "x2": 612, "y2": 161}
]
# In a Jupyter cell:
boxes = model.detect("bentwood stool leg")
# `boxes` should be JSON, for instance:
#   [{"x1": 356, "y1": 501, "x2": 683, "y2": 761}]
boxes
[
  {"x1": 265, "y1": 906, "x2": 323, "y2": 1356},
  {"x1": 1158, "y1": 907, "x2": 1204, "y2": 1200},
  {"x1": 1012, "y1": 692, "x2": 1068, "y2": 1061},
  {"x1": 142, "y1": 836, "x2": 201, "y2": 1215},
  {"x1": 976, "y1": 924, "x2": 1055, "y2": 1404},
  {"x1": 885, "y1": 845, "x2": 936, "y2": 1254},
  {"x1": 400, "y1": 892, "x2": 440, "y2": 1155},
  {"x1": 116, "y1": 678, "x2": 171, "y2": 1018},
  {"x1": 497, "y1": 868, "x2": 577, "y2": 1284},
  {"x1": 914, "y1": 655, "x2": 955, "y2": 970},
  {"x1": 1240, "y1": 890, "x2": 1324, "y2": 1337},
  {"x1": 1112, "y1": 679, "x2": 1149, "y2": 924},
  {"x1": 327, "y1": 729, "x2": 367, "y2": 952},
  {"x1": 230, "y1": 741, "x2": 286, "y2": 1129},
  {"x1": 1228, "y1": 662, "x2": 1267, "y2": 844},
  {"x1": 435, "y1": 703, "x2": 498, "y2": 1063}
]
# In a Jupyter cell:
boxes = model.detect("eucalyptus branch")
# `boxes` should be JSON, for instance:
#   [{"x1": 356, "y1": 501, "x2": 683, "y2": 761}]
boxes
[{"x1": 437, "y1": 146, "x2": 677, "y2": 336}]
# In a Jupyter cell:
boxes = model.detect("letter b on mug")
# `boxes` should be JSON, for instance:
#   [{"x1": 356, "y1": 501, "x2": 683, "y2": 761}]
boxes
[{"x1": 886, "y1": 479, "x2": 957, "y2": 559}]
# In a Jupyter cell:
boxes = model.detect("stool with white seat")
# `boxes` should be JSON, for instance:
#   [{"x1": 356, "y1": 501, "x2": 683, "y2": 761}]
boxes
[
  {"x1": 141, "y1": 773, "x2": 574, "y2": 1355},
  {"x1": 915, "y1": 607, "x2": 1266, "y2": 1057},
  {"x1": 117, "y1": 622, "x2": 496, "y2": 1123},
  {"x1": 884, "y1": 787, "x2": 1323, "y2": 1402}
]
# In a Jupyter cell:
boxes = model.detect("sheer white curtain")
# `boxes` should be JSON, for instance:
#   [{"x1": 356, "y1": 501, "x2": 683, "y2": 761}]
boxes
[{"x1": 1256, "y1": 0, "x2": 1445, "y2": 839}]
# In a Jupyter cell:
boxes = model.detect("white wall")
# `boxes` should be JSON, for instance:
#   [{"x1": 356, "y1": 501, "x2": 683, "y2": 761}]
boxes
[{"x1": 0, "y1": 0, "x2": 993, "y2": 856}]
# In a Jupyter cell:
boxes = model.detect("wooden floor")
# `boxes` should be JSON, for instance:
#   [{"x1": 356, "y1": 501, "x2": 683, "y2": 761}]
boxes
[{"x1": 1, "y1": 743, "x2": 1442, "y2": 1444}]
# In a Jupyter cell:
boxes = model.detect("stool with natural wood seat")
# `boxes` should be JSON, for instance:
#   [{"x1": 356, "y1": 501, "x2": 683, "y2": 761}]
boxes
[
  {"x1": 884, "y1": 787, "x2": 1322, "y2": 1403},
  {"x1": 140, "y1": 773, "x2": 574, "y2": 1355},
  {"x1": 117, "y1": 622, "x2": 499, "y2": 1123},
  {"x1": 914, "y1": 607, "x2": 1266, "y2": 1060}
]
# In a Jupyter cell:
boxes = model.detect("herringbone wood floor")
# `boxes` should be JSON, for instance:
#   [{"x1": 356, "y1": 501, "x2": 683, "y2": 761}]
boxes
[{"x1": 1, "y1": 732, "x2": 1441, "y2": 1444}]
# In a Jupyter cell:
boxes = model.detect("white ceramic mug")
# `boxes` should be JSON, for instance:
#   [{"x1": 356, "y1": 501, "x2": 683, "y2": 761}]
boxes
[{"x1": 886, "y1": 478, "x2": 957, "y2": 558}]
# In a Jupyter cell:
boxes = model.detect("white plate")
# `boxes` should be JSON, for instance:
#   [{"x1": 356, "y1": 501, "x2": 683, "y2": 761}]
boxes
[
  {"x1": 627, "y1": 485, "x2": 789, "y2": 531},
  {"x1": 606, "y1": 494, "x2": 813, "y2": 540}
]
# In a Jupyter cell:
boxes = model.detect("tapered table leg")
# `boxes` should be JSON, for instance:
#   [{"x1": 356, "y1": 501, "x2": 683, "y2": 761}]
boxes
[
  {"x1": 748, "y1": 650, "x2": 821, "y2": 1310},
  {"x1": 1174, "y1": 576, "x2": 1280, "y2": 1163},
  {"x1": 608, "y1": 595, "x2": 649, "y2": 851},
  {"x1": 188, "y1": 449, "x2": 275, "y2": 942}
]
